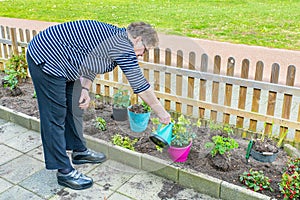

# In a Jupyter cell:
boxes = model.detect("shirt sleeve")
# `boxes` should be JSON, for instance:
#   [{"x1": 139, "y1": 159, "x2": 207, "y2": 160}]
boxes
[
  {"x1": 108, "y1": 39, "x2": 150, "y2": 94},
  {"x1": 79, "y1": 65, "x2": 97, "y2": 81}
]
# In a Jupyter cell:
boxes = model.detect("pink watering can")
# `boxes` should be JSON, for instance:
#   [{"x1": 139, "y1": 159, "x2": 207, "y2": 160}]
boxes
[{"x1": 149, "y1": 123, "x2": 174, "y2": 148}]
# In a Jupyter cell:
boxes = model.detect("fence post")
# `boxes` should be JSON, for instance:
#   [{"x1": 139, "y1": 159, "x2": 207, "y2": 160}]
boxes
[
  {"x1": 264, "y1": 63, "x2": 280, "y2": 135},
  {"x1": 223, "y1": 57, "x2": 235, "y2": 124},
  {"x1": 176, "y1": 50, "x2": 183, "y2": 115},
  {"x1": 199, "y1": 53, "x2": 208, "y2": 119},
  {"x1": 187, "y1": 52, "x2": 196, "y2": 116},
  {"x1": 164, "y1": 48, "x2": 172, "y2": 111},
  {"x1": 10, "y1": 28, "x2": 19, "y2": 55},
  {"x1": 210, "y1": 55, "x2": 221, "y2": 121},
  {"x1": 236, "y1": 59, "x2": 250, "y2": 128},
  {"x1": 280, "y1": 65, "x2": 295, "y2": 138},
  {"x1": 249, "y1": 61, "x2": 264, "y2": 131},
  {"x1": 153, "y1": 47, "x2": 160, "y2": 100}
]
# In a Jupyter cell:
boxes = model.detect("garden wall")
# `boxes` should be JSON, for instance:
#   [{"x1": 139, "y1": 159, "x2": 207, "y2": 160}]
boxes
[{"x1": 0, "y1": 25, "x2": 299, "y2": 149}]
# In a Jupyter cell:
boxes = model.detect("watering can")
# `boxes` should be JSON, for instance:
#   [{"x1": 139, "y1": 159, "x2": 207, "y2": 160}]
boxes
[{"x1": 149, "y1": 123, "x2": 174, "y2": 148}]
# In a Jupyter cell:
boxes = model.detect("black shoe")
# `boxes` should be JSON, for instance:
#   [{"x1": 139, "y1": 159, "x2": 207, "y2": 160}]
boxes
[
  {"x1": 57, "y1": 169, "x2": 93, "y2": 190},
  {"x1": 72, "y1": 149, "x2": 106, "y2": 165}
]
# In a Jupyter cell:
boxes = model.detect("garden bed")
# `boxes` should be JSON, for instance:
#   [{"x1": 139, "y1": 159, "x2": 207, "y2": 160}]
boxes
[{"x1": 0, "y1": 73, "x2": 292, "y2": 199}]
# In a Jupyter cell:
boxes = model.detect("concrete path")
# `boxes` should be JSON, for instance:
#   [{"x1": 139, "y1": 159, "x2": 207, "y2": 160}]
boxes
[
  {"x1": 0, "y1": 118, "x2": 219, "y2": 200},
  {"x1": 0, "y1": 17, "x2": 299, "y2": 86}
]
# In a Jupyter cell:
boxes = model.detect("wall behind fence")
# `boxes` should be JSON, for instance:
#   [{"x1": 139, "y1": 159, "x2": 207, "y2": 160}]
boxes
[{"x1": 1, "y1": 25, "x2": 300, "y2": 148}]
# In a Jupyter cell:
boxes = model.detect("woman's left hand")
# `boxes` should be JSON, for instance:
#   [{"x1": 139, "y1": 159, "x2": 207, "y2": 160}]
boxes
[{"x1": 79, "y1": 89, "x2": 90, "y2": 109}]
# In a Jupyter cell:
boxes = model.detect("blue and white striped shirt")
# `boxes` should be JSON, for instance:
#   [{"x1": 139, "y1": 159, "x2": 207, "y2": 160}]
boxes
[{"x1": 27, "y1": 20, "x2": 150, "y2": 93}]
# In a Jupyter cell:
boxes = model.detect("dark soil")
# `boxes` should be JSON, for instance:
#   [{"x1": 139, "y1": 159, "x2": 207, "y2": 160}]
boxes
[{"x1": 0, "y1": 73, "x2": 290, "y2": 199}]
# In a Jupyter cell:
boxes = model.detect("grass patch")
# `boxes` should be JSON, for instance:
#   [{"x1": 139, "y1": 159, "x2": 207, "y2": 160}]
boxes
[{"x1": 0, "y1": 0, "x2": 299, "y2": 50}]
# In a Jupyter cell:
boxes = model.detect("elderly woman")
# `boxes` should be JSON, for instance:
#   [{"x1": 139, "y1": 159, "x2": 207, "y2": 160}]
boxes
[{"x1": 26, "y1": 20, "x2": 171, "y2": 190}]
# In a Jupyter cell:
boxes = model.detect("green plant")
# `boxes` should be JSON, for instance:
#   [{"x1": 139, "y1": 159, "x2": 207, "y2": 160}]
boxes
[
  {"x1": 94, "y1": 117, "x2": 106, "y2": 131},
  {"x1": 279, "y1": 158, "x2": 300, "y2": 200},
  {"x1": 113, "y1": 88, "x2": 130, "y2": 108},
  {"x1": 205, "y1": 135, "x2": 239, "y2": 157},
  {"x1": 239, "y1": 169, "x2": 273, "y2": 192},
  {"x1": 3, "y1": 54, "x2": 27, "y2": 90},
  {"x1": 111, "y1": 134, "x2": 138, "y2": 151},
  {"x1": 152, "y1": 115, "x2": 199, "y2": 147},
  {"x1": 141, "y1": 100, "x2": 151, "y2": 112}
]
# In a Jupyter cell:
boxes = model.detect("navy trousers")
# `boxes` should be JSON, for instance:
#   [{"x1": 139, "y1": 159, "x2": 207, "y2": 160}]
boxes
[{"x1": 27, "y1": 53, "x2": 86, "y2": 170}]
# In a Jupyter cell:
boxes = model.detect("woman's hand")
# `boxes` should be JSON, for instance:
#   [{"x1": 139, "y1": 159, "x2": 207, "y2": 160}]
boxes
[{"x1": 79, "y1": 89, "x2": 90, "y2": 109}]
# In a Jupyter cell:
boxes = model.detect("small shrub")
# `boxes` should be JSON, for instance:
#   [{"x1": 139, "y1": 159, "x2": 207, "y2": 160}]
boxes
[
  {"x1": 113, "y1": 88, "x2": 130, "y2": 108},
  {"x1": 239, "y1": 169, "x2": 273, "y2": 192},
  {"x1": 3, "y1": 54, "x2": 27, "y2": 90},
  {"x1": 95, "y1": 117, "x2": 106, "y2": 131},
  {"x1": 279, "y1": 158, "x2": 300, "y2": 200},
  {"x1": 112, "y1": 134, "x2": 138, "y2": 151},
  {"x1": 205, "y1": 135, "x2": 239, "y2": 157}
]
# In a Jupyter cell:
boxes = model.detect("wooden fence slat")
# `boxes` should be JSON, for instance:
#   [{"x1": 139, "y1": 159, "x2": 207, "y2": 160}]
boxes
[
  {"x1": 113, "y1": 67, "x2": 118, "y2": 94},
  {"x1": 19, "y1": 28, "x2": 26, "y2": 54},
  {"x1": 210, "y1": 55, "x2": 221, "y2": 121},
  {"x1": 187, "y1": 52, "x2": 196, "y2": 116},
  {"x1": 1, "y1": 26, "x2": 8, "y2": 60},
  {"x1": 10, "y1": 28, "x2": 18, "y2": 55},
  {"x1": 25, "y1": 29, "x2": 31, "y2": 43},
  {"x1": 264, "y1": 63, "x2": 280, "y2": 135},
  {"x1": 249, "y1": 61, "x2": 264, "y2": 131},
  {"x1": 223, "y1": 57, "x2": 235, "y2": 124},
  {"x1": 154, "y1": 47, "x2": 160, "y2": 95},
  {"x1": 236, "y1": 59, "x2": 250, "y2": 128},
  {"x1": 296, "y1": 106, "x2": 300, "y2": 143},
  {"x1": 199, "y1": 53, "x2": 208, "y2": 118},
  {"x1": 164, "y1": 48, "x2": 171, "y2": 111},
  {"x1": 176, "y1": 50, "x2": 183, "y2": 114},
  {"x1": 280, "y1": 65, "x2": 295, "y2": 138},
  {"x1": 6, "y1": 27, "x2": 12, "y2": 57}
]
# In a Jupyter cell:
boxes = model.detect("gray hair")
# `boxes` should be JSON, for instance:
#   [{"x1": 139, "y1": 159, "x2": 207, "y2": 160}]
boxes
[{"x1": 127, "y1": 22, "x2": 159, "y2": 48}]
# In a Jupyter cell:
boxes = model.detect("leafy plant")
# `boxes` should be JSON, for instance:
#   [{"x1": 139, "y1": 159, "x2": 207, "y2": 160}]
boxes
[
  {"x1": 152, "y1": 115, "x2": 199, "y2": 147},
  {"x1": 3, "y1": 54, "x2": 27, "y2": 90},
  {"x1": 141, "y1": 100, "x2": 151, "y2": 112},
  {"x1": 112, "y1": 134, "x2": 138, "y2": 151},
  {"x1": 205, "y1": 135, "x2": 239, "y2": 157},
  {"x1": 113, "y1": 88, "x2": 130, "y2": 108},
  {"x1": 95, "y1": 117, "x2": 106, "y2": 131},
  {"x1": 279, "y1": 158, "x2": 300, "y2": 200},
  {"x1": 239, "y1": 169, "x2": 273, "y2": 192}
]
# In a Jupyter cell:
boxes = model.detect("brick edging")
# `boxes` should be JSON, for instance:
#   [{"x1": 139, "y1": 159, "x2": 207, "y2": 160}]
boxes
[{"x1": 0, "y1": 105, "x2": 272, "y2": 200}]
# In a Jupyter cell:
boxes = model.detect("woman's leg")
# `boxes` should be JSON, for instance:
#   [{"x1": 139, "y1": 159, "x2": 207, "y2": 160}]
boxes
[
  {"x1": 65, "y1": 79, "x2": 86, "y2": 151},
  {"x1": 26, "y1": 53, "x2": 72, "y2": 170}
]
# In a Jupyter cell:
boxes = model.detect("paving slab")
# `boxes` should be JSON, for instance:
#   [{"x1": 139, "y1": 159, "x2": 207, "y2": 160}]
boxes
[
  {"x1": 108, "y1": 191, "x2": 135, "y2": 200},
  {"x1": 48, "y1": 182, "x2": 113, "y2": 200},
  {"x1": 26, "y1": 145, "x2": 44, "y2": 162},
  {"x1": 5, "y1": 130, "x2": 42, "y2": 153},
  {"x1": 0, "y1": 185, "x2": 44, "y2": 200},
  {"x1": 0, "y1": 119, "x2": 6, "y2": 126},
  {"x1": 88, "y1": 160, "x2": 139, "y2": 191},
  {"x1": 0, "y1": 144, "x2": 22, "y2": 165},
  {"x1": 19, "y1": 169, "x2": 61, "y2": 199},
  {"x1": 0, "y1": 122, "x2": 29, "y2": 143},
  {"x1": 0, "y1": 178, "x2": 13, "y2": 194},
  {"x1": 0, "y1": 154, "x2": 44, "y2": 184}
]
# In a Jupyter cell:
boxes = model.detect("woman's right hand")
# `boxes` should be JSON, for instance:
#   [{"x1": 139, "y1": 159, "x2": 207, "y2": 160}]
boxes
[{"x1": 151, "y1": 103, "x2": 171, "y2": 124}]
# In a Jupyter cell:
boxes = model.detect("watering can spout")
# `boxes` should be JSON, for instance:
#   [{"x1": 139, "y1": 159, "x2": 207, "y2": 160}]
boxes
[{"x1": 149, "y1": 123, "x2": 174, "y2": 148}]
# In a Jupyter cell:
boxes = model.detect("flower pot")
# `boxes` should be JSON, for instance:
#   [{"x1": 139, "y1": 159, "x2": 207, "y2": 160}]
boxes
[
  {"x1": 112, "y1": 107, "x2": 128, "y2": 121},
  {"x1": 168, "y1": 141, "x2": 192, "y2": 162},
  {"x1": 127, "y1": 107, "x2": 150, "y2": 132},
  {"x1": 250, "y1": 149, "x2": 278, "y2": 163}
]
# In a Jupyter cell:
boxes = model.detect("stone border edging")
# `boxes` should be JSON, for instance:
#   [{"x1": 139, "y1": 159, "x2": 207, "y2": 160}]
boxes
[{"x1": 0, "y1": 105, "x2": 272, "y2": 200}]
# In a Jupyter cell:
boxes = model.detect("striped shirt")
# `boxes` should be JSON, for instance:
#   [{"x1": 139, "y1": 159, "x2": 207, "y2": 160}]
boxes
[{"x1": 27, "y1": 20, "x2": 150, "y2": 94}]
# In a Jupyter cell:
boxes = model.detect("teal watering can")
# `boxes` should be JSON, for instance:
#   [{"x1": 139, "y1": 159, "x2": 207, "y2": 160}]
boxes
[{"x1": 149, "y1": 123, "x2": 174, "y2": 148}]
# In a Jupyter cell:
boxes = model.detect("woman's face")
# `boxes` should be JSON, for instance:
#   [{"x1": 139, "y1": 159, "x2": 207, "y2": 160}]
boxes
[{"x1": 133, "y1": 37, "x2": 148, "y2": 57}]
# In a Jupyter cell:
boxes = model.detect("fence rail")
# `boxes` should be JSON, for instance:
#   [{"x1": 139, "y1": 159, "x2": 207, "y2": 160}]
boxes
[{"x1": 1, "y1": 25, "x2": 299, "y2": 148}]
